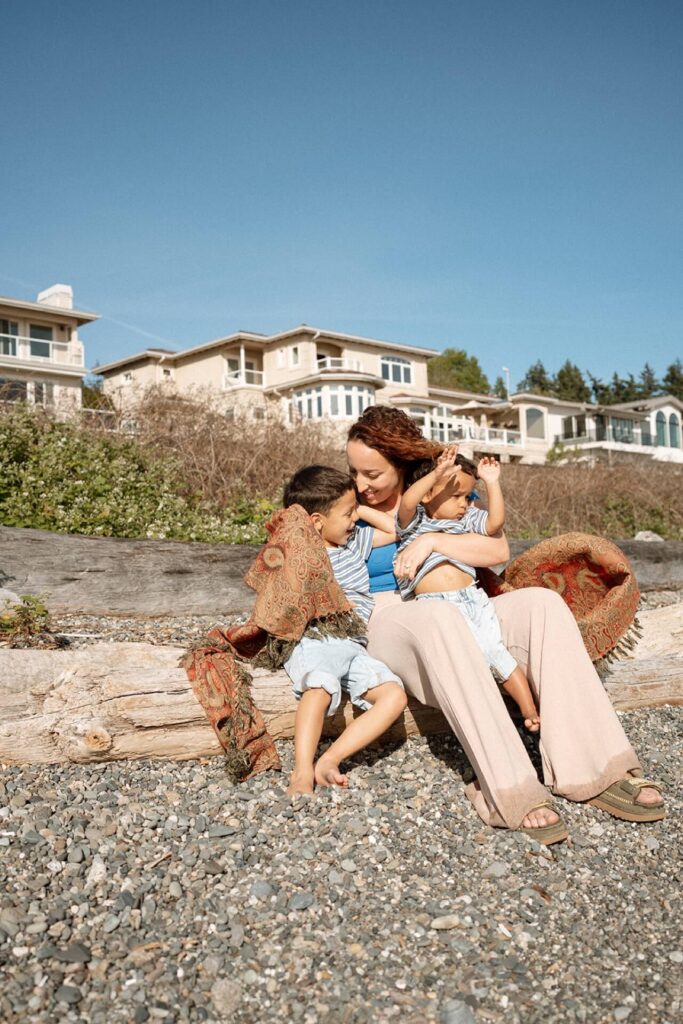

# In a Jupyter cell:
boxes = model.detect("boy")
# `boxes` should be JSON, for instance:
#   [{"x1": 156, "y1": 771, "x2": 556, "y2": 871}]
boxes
[
  {"x1": 394, "y1": 447, "x2": 540, "y2": 732},
  {"x1": 282, "y1": 465, "x2": 407, "y2": 795}
]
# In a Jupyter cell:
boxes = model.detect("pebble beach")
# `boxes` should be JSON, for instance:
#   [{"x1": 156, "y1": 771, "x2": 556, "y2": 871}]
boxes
[{"x1": 1, "y1": 612, "x2": 681, "y2": 1023}]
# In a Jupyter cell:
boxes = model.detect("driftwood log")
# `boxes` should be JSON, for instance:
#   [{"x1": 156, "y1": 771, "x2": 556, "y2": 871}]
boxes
[{"x1": 0, "y1": 605, "x2": 681, "y2": 767}]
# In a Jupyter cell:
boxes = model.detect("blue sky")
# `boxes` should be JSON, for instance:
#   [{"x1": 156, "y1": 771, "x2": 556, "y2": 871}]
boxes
[{"x1": 1, "y1": 0, "x2": 681, "y2": 388}]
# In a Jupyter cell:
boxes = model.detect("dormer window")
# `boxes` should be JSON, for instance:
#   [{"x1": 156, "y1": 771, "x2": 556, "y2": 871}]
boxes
[{"x1": 381, "y1": 355, "x2": 412, "y2": 384}]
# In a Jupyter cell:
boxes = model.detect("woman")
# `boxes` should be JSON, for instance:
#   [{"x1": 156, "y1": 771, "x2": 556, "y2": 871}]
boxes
[{"x1": 347, "y1": 406, "x2": 664, "y2": 842}]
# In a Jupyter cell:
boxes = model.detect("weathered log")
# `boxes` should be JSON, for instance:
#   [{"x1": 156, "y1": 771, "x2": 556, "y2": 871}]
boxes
[
  {"x1": 2, "y1": 525, "x2": 682, "y2": 616},
  {"x1": 0, "y1": 606, "x2": 680, "y2": 766}
]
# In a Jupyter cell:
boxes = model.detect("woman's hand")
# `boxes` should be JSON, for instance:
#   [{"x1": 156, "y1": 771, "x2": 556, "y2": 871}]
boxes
[{"x1": 394, "y1": 534, "x2": 435, "y2": 580}]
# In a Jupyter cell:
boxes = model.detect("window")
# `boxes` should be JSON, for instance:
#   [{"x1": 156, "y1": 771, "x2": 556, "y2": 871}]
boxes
[
  {"x1": 0, "y1": 320, "x2": 17, "y2": 356},
  {"x1": 290, "y1": 345, "x2": 300, "y2": 367},
  {"x1": 655, "y1": 412, "x2": 667, "y2": 446},
  {"x1": 409, "y1": 407, "x2": 427, "y2": 433},
  {"x1": 277, "y1": 348, "x2": 285, "y2": 368},
  {"x1": 293, "y1": 384, "x2": 374, "y2": 421},
  {"x1": 29, "y1": 324, "x2": 53, "y2": 358},
  {"x1": 381, "y1": 355, "x2": 412, "y2": 384},
  {"x1": 123, "y1": 372, "x2": 132, "y2": 383},
  {"x1": 33, "y1": 381, "x2": 55, "y2": 406},
  {"x1": 0, "y1": 378, "x2": 27, "y2": 401},
  {"x1": 610, "y1": 417, "x2": 634, "y2": 443},
  {"x1": 525, "y1": 408, "x2": 545, "y2": 439},
  {"x1": 669, "y1": 414, "x2": 680, "y2": 449},
  {"x1": 162, "y1": 368, "x2": 172, "y2": 378}
]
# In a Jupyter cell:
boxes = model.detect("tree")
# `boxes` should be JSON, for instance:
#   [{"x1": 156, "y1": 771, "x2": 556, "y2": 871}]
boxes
[
  {"x1": 587, "y1": 372, "x2": 613, "y2": 405},
  {"x1": 638, "y1": 363, "x2": 659, "y2": 398},
  {"x1": 553, "y1": 360, "x2": 591, "y2": 402},
  {"x1": 493, "y1": 375, "x2": 508, "y2": 399},
  {"x1": 609, "y1": 372, "x2": 639, "y2": 404},
  {"x1": 662, "y1": 359, "x2": 683, "y2": 400},
  {"x1": 427, "y1": 348, "x2": 490, "y2": 393},
  {"x1": 516, "y1": 360, "x2": 555, "y2": 396}
]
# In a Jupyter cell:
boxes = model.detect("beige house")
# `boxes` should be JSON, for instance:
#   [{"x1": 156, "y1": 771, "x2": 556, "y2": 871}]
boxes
[
  {"x1": 96, "y1": 325, "x2": 436, "y2": 424},
  {"x1": 0, "y1": 285, "x2": 98, "y2": 411}
]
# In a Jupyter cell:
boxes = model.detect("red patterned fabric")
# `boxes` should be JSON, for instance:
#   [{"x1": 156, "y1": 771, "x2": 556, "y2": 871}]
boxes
[
  {"x1": 182, "y1": 505, "x2": 353, "y2": 780},
  {"x1": 478, "y1": 533, "x2": 640, "y2": 662}
]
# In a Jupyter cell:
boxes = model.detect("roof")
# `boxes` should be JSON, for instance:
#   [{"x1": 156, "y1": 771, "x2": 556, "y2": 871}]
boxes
[
  {"x1": 0, "y1": 294, "x2": 99, "y2": 325},
  {"x1": 95, "y1": 324, "x2": 440, "y2": 375},
  {"x1": 94, "y1": 348, "x2": 177, "y2": 373},
  {"x1": 607, "y1": 395, "x2": 683, "y2": 414}
]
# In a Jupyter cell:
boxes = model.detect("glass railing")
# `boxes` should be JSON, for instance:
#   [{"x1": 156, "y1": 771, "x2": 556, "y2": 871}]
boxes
[{"x1": 224, "y1": 368, "x2": 264, "y2": 386}]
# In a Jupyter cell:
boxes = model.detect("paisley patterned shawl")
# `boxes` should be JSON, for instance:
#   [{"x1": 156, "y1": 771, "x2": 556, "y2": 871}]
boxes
[
  {"x1": 478, "y1": 532, "x2": 641, "y2": 664},
  {"x1": 182, "y1": 505, "x2": 355, "y2": 781}
]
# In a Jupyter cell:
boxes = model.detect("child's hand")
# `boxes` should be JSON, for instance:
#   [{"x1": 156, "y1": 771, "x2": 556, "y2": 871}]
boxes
[
  {"x1": 434, "y1": 445, "x2": 459, "y2": 483},
  {"x1": 477, "y1": 457, "x2": 501, "y2": 484}
]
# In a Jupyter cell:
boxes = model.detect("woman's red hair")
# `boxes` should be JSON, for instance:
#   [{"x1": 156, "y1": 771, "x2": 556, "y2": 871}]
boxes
[{"x1": 347, "y1": 406, "x2": 442, "y2": 472}]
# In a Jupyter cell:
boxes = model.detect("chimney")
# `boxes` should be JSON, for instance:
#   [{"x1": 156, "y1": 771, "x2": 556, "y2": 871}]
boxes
[{"x1": 37, "y1": 284, "x2": 74, "y2": 310}]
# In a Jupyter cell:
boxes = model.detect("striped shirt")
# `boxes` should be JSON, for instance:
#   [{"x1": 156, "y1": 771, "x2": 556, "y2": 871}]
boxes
[
  {"x1": 394, "y1": 504, "x2": 489, "y2": 599},
  {"x1": 327, "y1": 525, "x2": 375, "y2": 625}
]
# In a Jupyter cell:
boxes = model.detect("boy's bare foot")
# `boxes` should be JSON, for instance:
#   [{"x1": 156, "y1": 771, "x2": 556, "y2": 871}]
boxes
[
  {"x1": 286, "y1": 769, "x2": 315, "y2": 796},
  {"x1": 314, "y1": 754, "x2": 348, "y2": 789}
]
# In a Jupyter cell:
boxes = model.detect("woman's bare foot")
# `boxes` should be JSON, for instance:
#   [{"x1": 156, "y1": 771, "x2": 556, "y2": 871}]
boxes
[
  {"x1": 521, "y1": 805, "x2": 559, "y2": 829},
  {"x1": 314, "y1": 754, "x2": 348, "y2": 789},
  {"x1": 630, "y1": 784, "x2": 663, "y2": 806},
  {"x1": 286, "y1": 769, "x2": 315, "y2": 796}
]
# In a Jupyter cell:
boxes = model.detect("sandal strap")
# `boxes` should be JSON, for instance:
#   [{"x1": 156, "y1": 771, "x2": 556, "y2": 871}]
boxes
[{"x1": 622, "y1": 778, "x2": 663, "y2": 795}]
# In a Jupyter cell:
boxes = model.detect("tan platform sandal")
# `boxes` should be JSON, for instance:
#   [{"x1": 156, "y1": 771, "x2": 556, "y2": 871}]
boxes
[
  {"x1": 518, "y1": 802, "x2": 569, "y2": 846},
  {"x1": 589, "y1": 778, "x2": 665, "y2": 822}
]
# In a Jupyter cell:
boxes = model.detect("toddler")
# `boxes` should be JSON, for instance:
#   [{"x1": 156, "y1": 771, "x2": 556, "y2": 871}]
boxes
[
  {"x1": 282, "y1": 465, "x2": 407, "y2": 795},
  {"x1": 394, "y1": 447, "x2": 540, "y2": 732}
]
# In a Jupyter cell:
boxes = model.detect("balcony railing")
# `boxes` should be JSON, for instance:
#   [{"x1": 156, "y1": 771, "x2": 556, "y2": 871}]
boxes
[
  {"x1": 0, "y1": 332, "x2": 83, "y2": 367},
  {"x1": 224, "y1": 368, "x2": 264, "y2": 387},
  {"x1": 316, "y1": 357, "x2": 363, "y2": 373},
  {"x1": 554, "y1": 427, "x2": 659, "y2": 448},
  {"x1": 430, "y1": 423, "x2": 522, "y2": 447}
]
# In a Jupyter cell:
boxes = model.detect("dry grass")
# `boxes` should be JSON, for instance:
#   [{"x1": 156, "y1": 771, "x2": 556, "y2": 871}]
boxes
[{"x1": 70, "y1": 390, "x2": 683, "y2": 540}]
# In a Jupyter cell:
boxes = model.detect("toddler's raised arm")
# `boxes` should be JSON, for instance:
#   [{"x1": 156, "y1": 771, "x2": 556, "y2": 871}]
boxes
[{"x1": 477, "y1": 457, "x2": 505, "y2": 535}]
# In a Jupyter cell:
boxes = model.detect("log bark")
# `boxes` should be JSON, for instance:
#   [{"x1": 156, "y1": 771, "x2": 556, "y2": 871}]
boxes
[{"x1": 0, "y1": 606, "x2": 680, "y2": 766}]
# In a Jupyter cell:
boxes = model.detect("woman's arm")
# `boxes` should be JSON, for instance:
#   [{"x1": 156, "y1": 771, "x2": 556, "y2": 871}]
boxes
[{"x1": 394, "y1": 530, "x2": 509, "y2": 580}]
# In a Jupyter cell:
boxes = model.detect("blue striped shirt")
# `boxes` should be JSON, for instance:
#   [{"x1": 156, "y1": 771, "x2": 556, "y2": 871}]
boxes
[
  {"x1": 327, "y1": 525, "x2": 375, "y2": 624},
  {"x1": 394, "y1": 504, "x2": 489, "y2": 599}
]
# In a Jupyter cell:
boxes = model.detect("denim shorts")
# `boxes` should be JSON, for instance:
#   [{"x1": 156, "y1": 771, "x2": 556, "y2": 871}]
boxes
[
  {"x1": 417, "y1": 584, "x2": 517, "y2": 681},
  {"x1": 284, "y1": 634, "x2": 403, "y2": 716}
]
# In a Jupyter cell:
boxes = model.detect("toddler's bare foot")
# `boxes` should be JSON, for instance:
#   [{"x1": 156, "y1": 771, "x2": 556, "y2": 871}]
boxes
[
  {"x1": 286, "y1": 769, "x2": 314, "y2": 796},
  {"x1": 314, "y1": 754, "x2": 348, "y2": 789},
  {"x1": 524, "y1": 711, "x2": 541, "y2": 733}
]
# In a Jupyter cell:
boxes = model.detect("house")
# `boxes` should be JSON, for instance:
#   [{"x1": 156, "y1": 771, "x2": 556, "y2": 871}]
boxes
[
  {"x1": 96, "y1": 325, "x2": 437, "y2": 425},
  {"x1": 96, "y1": 323, "x2": 682, "y2": 463},
  {"x1": 0, "y1": 285, "x2": 98, "y2": 411}
]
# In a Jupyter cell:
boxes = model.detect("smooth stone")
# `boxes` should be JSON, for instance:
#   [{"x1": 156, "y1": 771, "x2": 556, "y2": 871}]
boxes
[
  {"x1": 289, "y1": 892, "x2": 314, "y2": 911},
  {"x1": 55, "y1": 985, "x2": 82, "y2": 1005},
  {"x1": 484, "y1": 861, "x2": 510, "y2": 879},
  {"x1": 441, "y1": 998, "x2": 477, "y2": 1024},
  {"x1": 430, "y1": 914, "x2": 461, "y2": 931},
  {"x1": 210, "y1": 979, "x2": 243, "y2": 1016}
]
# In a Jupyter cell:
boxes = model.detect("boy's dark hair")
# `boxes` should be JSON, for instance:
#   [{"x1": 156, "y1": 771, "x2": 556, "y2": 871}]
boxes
[
  {"x1": 406, "y1": 452, "x2": 477, "y2": 489},
  {"x1": 283, "y1": 465, "x2": 355, "y2": 515}
]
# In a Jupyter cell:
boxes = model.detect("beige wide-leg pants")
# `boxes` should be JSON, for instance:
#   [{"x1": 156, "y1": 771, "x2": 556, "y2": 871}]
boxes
[{"x1": 367, "y1": 587, "x2": 640, "y2": 829}]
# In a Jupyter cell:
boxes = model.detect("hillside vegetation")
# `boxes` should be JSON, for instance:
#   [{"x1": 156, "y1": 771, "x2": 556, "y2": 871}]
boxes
[{"x1": 0, "y1": 396, "x2": 681, "y2": 543}]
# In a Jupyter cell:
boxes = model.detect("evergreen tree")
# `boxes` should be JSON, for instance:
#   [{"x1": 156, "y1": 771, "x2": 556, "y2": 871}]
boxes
[
  {"x1": 516, "y1": 360, "x2": 555, "y2": 396},
  {"x1": 493, "y1": 375, "x2": 508, "y2": 399},
  {"x1": 662, "y1": 359, "x2": 683, "y2": 400},
  {"x1": 427, "y1": 348, "x2": 490, "y2": 393},
  {"x1": 587, "y1": 372, "x2": 613, "y2": 405},
  {"x1": 553, "y1": 360, "x2": 591, "y2": 402},
  {"x1": 638, "y1": 363, "x2": 659, "y2": 398}
]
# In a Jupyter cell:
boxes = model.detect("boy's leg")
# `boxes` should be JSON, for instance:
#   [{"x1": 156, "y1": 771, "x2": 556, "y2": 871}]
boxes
[
  {"x1": 315, "y1": 651, "x2": 407, "y2": 787},
  {"x1": 287, "y1": 688, "x2": 332, "y2": 795}
]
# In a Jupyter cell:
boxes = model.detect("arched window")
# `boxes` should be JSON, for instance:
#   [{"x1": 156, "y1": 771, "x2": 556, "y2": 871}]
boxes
[
  {"x1": 525, "y1": 407, "x2": 545, "y2": 439},
  {"x1": 656, "y1": 411, "x2": 667, "y2": 446},
  {"x1": 669, "y1": 414, "x2": 680, "y2": 449}
]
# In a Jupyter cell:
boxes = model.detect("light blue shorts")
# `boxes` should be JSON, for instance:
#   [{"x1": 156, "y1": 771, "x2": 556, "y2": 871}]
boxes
[
  {"x1": 284, "y1": 634, "x2": 403, "y2": 717},
  {"x1": 417, "y1": 584, "x2": 517, "y2": 681}
]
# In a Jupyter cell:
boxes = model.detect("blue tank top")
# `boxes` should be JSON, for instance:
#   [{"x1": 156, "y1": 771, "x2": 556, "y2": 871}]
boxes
[{"x1": 357, "y1": 521, "x2": 399, "y2": 593}]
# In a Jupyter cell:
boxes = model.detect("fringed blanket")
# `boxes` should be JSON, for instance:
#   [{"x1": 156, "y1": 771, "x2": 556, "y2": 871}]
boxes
[
  {"x1": 478, "y1": 532, "x2": 640, "y2": 668},
  {"x1": 182, "y1": 505, "x2": 366, "y2": 781}
]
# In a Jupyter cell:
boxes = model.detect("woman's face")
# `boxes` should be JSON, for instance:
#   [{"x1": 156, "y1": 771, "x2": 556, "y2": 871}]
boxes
[{"x1": 346, "y1": 439, "x2": 403, "y2": 507}]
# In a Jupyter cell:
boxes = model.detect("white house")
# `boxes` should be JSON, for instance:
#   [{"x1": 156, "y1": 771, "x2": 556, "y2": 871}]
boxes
[{"x1": 0, "y1": 285, "x2": 98, "y2": 411}]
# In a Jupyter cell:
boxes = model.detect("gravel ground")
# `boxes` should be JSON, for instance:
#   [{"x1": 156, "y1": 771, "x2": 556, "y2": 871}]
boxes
[{"x1": 0, "y1": 707, "x2": 680, "y2": 1024}]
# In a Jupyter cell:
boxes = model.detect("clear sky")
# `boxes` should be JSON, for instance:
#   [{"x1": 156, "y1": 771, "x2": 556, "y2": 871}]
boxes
[{"x1": 2, "y1": 0, "x2": 681, "y2": 388}]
